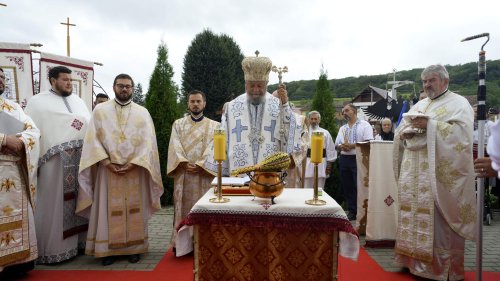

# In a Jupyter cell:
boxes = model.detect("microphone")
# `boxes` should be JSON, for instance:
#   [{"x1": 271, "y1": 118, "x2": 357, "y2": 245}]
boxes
[{"x1": 461, "y1": 33, "x2": 489, "y2": 42}]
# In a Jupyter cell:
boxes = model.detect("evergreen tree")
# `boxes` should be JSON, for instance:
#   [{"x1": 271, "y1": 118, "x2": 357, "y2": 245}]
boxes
[
  {"x1": 182, "y1": 29, "x2": 245, "y2": 121},
  {"x1": 145, "y1": 42, "x2": 180, "y2": 205},
  {"x1": 132, "y1": 82, "x2": 145, "y2": 106},
  {"x1": 310, "y1": 68, "x2": 343, "y2": 203}
]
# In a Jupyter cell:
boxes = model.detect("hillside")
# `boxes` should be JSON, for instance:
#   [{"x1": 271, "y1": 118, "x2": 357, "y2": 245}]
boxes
[{"x1": 269, "y1": 60, "x2": 500, "y2": 107}]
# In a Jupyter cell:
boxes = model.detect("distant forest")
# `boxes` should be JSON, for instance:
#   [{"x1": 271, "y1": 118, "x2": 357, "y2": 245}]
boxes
[{"x1": 269, "y1": 60, "x2": 500, "y2": 108}]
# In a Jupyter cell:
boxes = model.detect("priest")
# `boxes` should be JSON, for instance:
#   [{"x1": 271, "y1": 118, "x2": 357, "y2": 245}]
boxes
[
  {"x1": 393, "y1": 64, "x2": 476, "y2": 280},
  {"x1": 205, "y1": 52, "x2": 303, "y2": 176},
  {"x1": 76, "y1": 74, "x2": 163, "y2": 266},
  {"x1": 167, "y1": 90, "x2": 219, "y2": 256},
  {"x1": 25, "y1": 65, "x2": 90, "y2": 264},
  {"x1": 0, "y1": 68, "x2": 39, "y2": 277}
]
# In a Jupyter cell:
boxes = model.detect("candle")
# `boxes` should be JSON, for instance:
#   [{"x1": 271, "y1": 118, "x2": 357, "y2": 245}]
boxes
[
  {"x1": 310, "y1": 131, "x2": 324, "y2": 164},
  {"x1": 213, "y1": 129, "x2": 226, "y2": 161}
]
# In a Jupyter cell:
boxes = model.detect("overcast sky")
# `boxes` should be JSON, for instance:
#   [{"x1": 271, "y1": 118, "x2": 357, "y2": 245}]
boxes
[{"x1": 2, "y1": 0, "x2": 500, "y2": 98}]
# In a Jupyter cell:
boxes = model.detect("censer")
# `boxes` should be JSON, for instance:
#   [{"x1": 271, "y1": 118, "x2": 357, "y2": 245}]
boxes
[{"x1": 231, "y1": 152, "x2": 290, "y2": 204}]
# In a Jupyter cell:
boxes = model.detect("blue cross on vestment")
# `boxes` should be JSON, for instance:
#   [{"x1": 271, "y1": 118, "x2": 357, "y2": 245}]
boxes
[
  {"x1": 231, "y1": 119, "x2": 248, "y2": 142},
  {"x1": 264, "y1": 120, "x2": 277, "y2": 142}
]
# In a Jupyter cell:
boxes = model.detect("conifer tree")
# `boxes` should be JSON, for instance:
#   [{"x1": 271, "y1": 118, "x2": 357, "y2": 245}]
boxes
[
  {"x1": 132, "y1": 82, "x2": 145, "y2": 106},
  {"x1": 145, "y1": 42, "x2": 180, "y2": 205},
  {"x1": 182, "y1": 29, "x2": 244, "y2": 121},
  {"x1": 310, "y1": 68, "x2": 342, "y2": 202}
]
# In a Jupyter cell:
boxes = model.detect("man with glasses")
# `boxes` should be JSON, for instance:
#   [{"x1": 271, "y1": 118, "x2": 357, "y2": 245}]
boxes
[
  {"x1": 76, "y1": 74, "x2": 163, "y2": 266},
  {"x1": 25, "y1": 66, "x2": 91, "y2": 264}
]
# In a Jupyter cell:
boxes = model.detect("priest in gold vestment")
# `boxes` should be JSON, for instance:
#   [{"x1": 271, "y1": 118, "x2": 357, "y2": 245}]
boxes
[
  {"x1": 76, "y1": 74, "x2": 163, "y2": 266},
  {"x1": 393, "y1": 65, "x2": 476, "y2": 280},
  {"x1": 0, "y1": 68, "x2": 39, "y2": 277},
  {"x1": 167, "y1": 90, "x2": 219, "y2": 256}
]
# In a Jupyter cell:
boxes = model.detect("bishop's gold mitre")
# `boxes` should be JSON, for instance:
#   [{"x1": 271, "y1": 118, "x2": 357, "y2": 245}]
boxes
[{"x1": 242, "y1": 51, "x2": 272, "y2": 82}]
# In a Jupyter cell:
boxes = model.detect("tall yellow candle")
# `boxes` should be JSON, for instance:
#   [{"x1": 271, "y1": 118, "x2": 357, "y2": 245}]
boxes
[
  {"x1": 213, "y1": 129, "x2": 226, "y2": 161},
  {"x1": 310, "y1": 131, "x2": 324, "y2": 164}
]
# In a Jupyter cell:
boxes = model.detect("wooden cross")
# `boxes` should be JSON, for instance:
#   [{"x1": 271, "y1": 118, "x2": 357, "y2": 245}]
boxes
[{"x1": 60, "y1": 17, "x2": 76, "y2": 57}]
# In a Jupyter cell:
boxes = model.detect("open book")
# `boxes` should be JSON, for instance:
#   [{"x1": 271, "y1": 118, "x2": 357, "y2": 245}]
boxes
[
  {"x1": 211, "y1": 175, "x2": 250, "y2": 186},
  {"x1": 0, "y1": 111, "x2": 25, "y2": 135}
]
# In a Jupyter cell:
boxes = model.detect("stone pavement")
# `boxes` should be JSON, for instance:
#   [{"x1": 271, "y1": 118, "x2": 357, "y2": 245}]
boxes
[
  {"x1": 36, "y1": 206, "x2": 173, "y2": 271},
  {"x1": 36, "y1": 207, "x2": 500, "y2": 273}
]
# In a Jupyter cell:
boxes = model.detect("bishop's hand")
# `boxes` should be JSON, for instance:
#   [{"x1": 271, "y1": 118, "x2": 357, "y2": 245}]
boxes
[{"x1": 277, "y1": 84, "x2": 288, "y2": 104}]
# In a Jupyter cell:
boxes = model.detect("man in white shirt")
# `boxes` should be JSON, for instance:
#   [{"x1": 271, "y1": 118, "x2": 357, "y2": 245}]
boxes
[{"x1": 334, "y1": 104, "x2": 373, "y2": 220}]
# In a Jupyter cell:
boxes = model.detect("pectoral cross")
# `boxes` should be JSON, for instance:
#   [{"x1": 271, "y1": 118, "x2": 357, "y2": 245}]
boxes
[
  {"x1": 60, "y1": 17, "x2": 76, "y2": 57},
  {"x1": 231, "y1": 119, "x2": 248, "y2": 143}
]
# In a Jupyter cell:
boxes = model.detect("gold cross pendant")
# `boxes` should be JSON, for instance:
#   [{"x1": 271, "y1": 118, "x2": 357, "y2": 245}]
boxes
[{"x1": 119, "y1": 134, "x2": 126, "y2": 142}]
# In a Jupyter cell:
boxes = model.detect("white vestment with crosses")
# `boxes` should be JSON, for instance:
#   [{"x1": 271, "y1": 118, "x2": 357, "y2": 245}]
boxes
[{"x1": 205, "y1": 93, "x2": 302, "y2": 176}]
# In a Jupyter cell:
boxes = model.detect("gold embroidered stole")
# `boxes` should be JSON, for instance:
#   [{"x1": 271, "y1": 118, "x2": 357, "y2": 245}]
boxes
[
  {"x1": 107, "y1": 168, "x2": 145, "y2": 249},
  {"x1": 0, "y1": 157, "x2": 30, "y2": 266},
  {"x1": 180, "y1": 119, "x2": 210, "y2": 162}
]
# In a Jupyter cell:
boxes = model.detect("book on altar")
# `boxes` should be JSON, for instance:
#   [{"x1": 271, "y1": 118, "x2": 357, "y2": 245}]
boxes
[
  {"x1": 211, "y1": 175, "x2": 250, "y2": 186},
  {"x1": 0, "y1": 111, "x2": 25, "y2": 135}
]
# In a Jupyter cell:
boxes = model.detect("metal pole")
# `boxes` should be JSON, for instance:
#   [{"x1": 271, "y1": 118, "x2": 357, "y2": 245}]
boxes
[{"x1": 461, "y1": 32, "x2": 489, "y2": 281}]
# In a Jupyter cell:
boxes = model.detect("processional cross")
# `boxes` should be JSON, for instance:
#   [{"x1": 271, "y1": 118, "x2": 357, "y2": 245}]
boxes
[
  {"x1": 271, "y1": 64, "x2": 288, "y2": 140},
  {"x1": 60, "y1": 17, "x2": 76, "y2": 57}
]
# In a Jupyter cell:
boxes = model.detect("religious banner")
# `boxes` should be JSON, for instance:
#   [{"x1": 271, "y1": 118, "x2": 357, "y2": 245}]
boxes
[
  {"x1": 39, "y1": 52, "x2": 94, "y2": 111},
  {"x1": 0, "y1": 42, "x2": 34, "y2": 108}
]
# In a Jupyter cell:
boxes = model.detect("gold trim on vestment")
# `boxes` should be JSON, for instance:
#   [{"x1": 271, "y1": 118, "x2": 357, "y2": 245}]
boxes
[
  {"x1": 107, "y1": 168, "x2": 145, "y2": 249},
  {"x1": 0, "y1": 221, "x2": 22, "y2": 232},
  {"x1": 0, "y1": 249, "x2": 30, "y2": 266}
]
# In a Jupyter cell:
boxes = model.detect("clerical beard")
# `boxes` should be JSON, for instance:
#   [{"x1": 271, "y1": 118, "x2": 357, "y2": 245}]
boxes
[
  {"x1": 190, "y1": 109, "x2": 203, "y2": 116},
  {"x1": 248, "y1": 95, "x2": 265, "y2": 105},
  {"x1": 116, "y1": 93, "x2": 132, "y2": 103}
]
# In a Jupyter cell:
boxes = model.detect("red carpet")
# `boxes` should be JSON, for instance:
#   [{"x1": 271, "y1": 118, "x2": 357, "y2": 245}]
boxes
[{"x1": 25, "y1": 248, "x2": 500, "y2": 281}]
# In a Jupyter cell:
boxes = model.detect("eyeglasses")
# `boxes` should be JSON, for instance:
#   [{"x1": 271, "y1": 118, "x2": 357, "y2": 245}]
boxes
[{"x1": 115, "y1": 84, "x2": 134, "y2": 90}]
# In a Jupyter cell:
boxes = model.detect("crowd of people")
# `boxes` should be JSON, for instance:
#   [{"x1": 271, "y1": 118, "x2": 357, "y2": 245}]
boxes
[{"x1": 1, "y1": 56, "x2": 499, "y2": 281}]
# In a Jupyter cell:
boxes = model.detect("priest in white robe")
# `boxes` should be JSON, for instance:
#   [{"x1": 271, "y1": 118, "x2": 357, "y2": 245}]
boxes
[
  {"x1": 393, "y1": 64, "x2": 476, "y2": 280},
  {"x1": 76, "y1": 74, "x2": 163, "y2": 266},
  {"x1": 167, "y1": 90, "x2": 219, "y2": 256},
  {"x1": 205, "y1": 52, "x2": 303, "y2": 176},
  {"x1": 304, "y1": 110, "x2": 336, "y2": 189},
  {"x1": 24, "y1": 66, "x2": 91, "y2": 264},
  {"x1": 0, "y1": 68, "x2": 39, "y2": 277}
]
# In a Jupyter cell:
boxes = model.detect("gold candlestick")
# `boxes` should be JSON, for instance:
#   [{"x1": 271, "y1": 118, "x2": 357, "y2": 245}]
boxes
[
  {"x1": 210, "y1": 129, "x2": 230, "y2": 203},
  {"x1": 306, "y1": 131, "x2": 326, "y2": 205}
]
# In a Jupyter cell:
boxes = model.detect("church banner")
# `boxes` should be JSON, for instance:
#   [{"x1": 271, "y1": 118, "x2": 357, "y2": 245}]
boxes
[
  {"x1": 39, "y1": 52, "x2": 94, "y2": 111},
  {"x1": 0, "y1": 42, "x2": 34, "y2": 108}
]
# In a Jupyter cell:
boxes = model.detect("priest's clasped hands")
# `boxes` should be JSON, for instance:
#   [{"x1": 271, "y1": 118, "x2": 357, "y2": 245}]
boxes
[
  {"x1": 1, "y1": 135, "x2": 24, "y2": 155},
  {"x1": 103, "y1": 160, "x2": 136, "y2": 175}
]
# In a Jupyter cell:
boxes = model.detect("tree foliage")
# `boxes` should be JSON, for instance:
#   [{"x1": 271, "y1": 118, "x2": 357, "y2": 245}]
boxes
[
  {"x1": 308, "y1": 69, "x2": 342, "y2": 202},
  {"x1": 269, "y1": 59, "x2": 500, "y2": 108},
  {"x1": 181, "y1": 29, "x2": 245, "y2": 121},
  {"x1": 144, "y1": 42, "x2": 180, "y2": 205},
  {"x1": 132, "y1": 82, "x2": 145, "y2": 106}
]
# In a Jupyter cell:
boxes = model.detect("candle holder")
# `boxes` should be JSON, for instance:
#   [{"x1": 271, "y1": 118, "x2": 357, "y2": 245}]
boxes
[
  {"x1": 210, "y1": 129, "x2": 230, "y2": 203},
  {"x1": 306, "y1": 131, "x2": 326, "y2": 206},
  {"x1": 209, "y1": 160, "x2": 230, "y2": 203}
]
